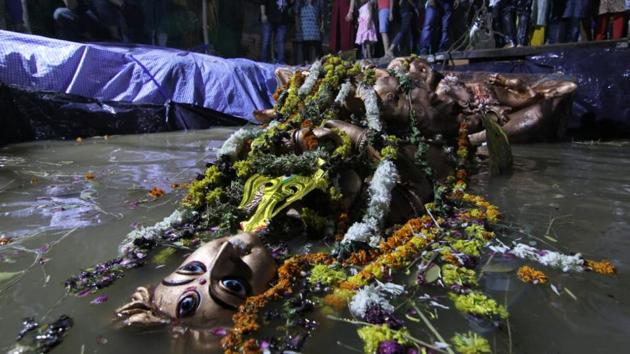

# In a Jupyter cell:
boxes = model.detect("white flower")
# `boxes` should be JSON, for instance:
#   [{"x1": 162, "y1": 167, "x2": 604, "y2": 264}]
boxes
[
  {"x1": 342, "y1": 160, "x2": 399, "y2": 247},
  {"x1": 118, "y1": 209, "x2": 194, "y2": 255},
  {"x1": 506, "y1": 243, "x2": 584, "y2": 273},
  {"x1": 360, "y1": 86, "x2": 382, "y2": 132},
  {"x1": 217, "y1": 127, "x2": 262, "y2": 160},
  {"x1": 349, "y1": 282, "x2": 405, "y2": 319},
  {"x1": 334, "y1": 80, "x2": 352, "y2": 106},
  {"x1": 298, "y1": 60, "x2": 322, "y2": 97}
]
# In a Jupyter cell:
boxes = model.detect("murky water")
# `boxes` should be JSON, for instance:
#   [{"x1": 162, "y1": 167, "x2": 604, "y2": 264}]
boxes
[{"x1": 1, "y1": 131, "x2": 629, "y2": 354}]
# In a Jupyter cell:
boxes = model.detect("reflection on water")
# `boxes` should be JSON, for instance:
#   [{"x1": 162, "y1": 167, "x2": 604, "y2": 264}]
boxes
[{"x1": 1, "y1": 133, "x2": 629, "y2": 353}]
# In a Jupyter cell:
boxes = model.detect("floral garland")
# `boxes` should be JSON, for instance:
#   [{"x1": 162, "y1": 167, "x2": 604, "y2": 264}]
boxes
[
  {"x1": 298, "y1": 59, "x2": 323, "y2": 97},
  {"x1": 341, "y1": 159, "x2": 399, "y2": 247},
  {"x1": 221, "y1": 253, "x2": 333, "y2": 354},
  {"x1": 217, "y1": 127, "x2": 263, "y2": 160},
  {"x1": 359, "y1": 84, "x2": 382, "y2": 132}
]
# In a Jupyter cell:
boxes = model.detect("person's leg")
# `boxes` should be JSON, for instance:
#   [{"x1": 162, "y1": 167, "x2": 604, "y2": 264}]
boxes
[
  {"x1": 516, "y1": 0, "x2": 532, "y2": 46},
  {"x1": 567, "y1": 17, "x2": 581, "y2": 42},
  {"x1": 610, "y1": 12, "x2": 625, "y2": 40},
  {"x1": 438, "y1": 0, "x2": 453, "y2": 51},
  {"x1": 261, "y1": 21, "x2": 272, "y2": 62},
  {"x1": 275, "y1": 24, "x2": 288, "y2": 64},
  {"x1": 500, "y1": 2, "x2": 516, "y2": 46},
  {"x1": 5, "y1": 0, "x2": 25, "y2": 31},
  {"x1": 594, "y1": 14, "x2": 608, "y2": 40},
  {"x1": 90, "y1": 0, "x2": 124, "y2": 40},
  {"x1": 391, "y1": 11, "x2": 411, "y2": 52},
  {"x1": 491, "y1": 4, "x2": 504, "y2": 47},
  {"x1": 420, "y1": 3, "x2": 438, "y2": 54},
  {"x1": 379, "y1": 8, "x2": 392, "y2": 55}
]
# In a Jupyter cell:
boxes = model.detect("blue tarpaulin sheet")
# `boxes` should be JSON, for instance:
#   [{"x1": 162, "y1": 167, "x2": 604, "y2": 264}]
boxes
[{"x1": 0, "y1": 30, "x2": 278, "y2": 121}]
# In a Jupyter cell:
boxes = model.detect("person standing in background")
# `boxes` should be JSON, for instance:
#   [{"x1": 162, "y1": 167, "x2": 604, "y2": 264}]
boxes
[
  {"x1": 530, "y1": 0, "x2": 550, "y2": 45},
  {"x1": 389, "y1": 0, "x2": 419, "y2": 55},
  {"x1": 142, "y1": 0, "x2": 167, "y2": 46},
  {"x1": 4, "y1": 0, "x2": 26, "y2": 32},
  {"x1": 377, "y1": 0, "x2": 394, "y2": 56},
  {"x1": 494, "y1": 0, "x2": 533, "y2": 47},
  {"x1": 559, "y1": 0, "x2": 592, "y2": 43},
  {"x1": 355, "y1": 0, "x2": 378, "y2": 58},
  {"x1": 295, "y1": 0, "x2": 324, "y2": 63},
  {"x1": 53, "y1": 0, "x2": 126, "y2": 42},
  {"x1": 261, "y1": 0, "x2": 293, "y2": 64},
  {"x1": 330, "y1": 0, "x2": 356, "y2": 53},
  {"x1": 595, "y1": 0, "x2": 627, "y2": 40},
  {"x1": 419, "y1": 0, "x2": 459, "y2": 54}
]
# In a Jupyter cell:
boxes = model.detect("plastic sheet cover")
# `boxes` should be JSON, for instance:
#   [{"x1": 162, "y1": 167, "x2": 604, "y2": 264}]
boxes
[
  {"x1": 0, "y1": 30, "x2": 278, "y2": 121},
  {"x1": 0, "y1": 83, "x2": 247, "y2": 145}
]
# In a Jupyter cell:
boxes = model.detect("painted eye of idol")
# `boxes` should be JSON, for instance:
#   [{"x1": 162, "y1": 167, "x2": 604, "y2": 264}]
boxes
[
  {"x1": 177, "y1": 291, "x2": 200, "y2": 318},
  {"x1": 177, "y1": 261, "x2": 207, "y2": 275},
  {"x1": 219, "y1": 278, "x2": 248, "y2": 298}
]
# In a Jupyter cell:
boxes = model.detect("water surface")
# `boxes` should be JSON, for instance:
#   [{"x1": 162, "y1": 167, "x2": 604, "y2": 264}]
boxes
[{"x1": 1, "y1": 131, "x2": 628, "y2": 353}]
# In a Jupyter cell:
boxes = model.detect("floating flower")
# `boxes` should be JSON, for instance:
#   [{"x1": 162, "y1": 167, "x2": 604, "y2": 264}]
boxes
[
  {"x1": 84, "y1": 172, "x2": 96, "y2": 181},
  {"x1": 584, "y1": 259, "x2": 616, "y2": 275},
  {"x1": 308, "y1": 264, "x2": 346, "y2": 286},
  {"x1": 449, "y1": 291, "x2": 508, "y2": 319},
  {"x1": 148, "y1": 187, "x2": 165, "y2": 198},
  {"x1": 508, "y1": 243, "x2": 584, "y2": 273},
  {"x1": 451, "y1": 331, "x2": 491, "y2": 354},
  {"x1": 349, "y1": 282, "x2": 404, "y2": 319},
  {"x1": 90, "y1": 295, "x2": 109, "y2": 304},
  {"x1": 357, "y1": 324, "x2": 411, "y2": 354},
  {"x1": 377, "y1": 340, "x2": 406, "y2": 354},
  {"x1": 516, "y1": 266, "x2": 548, "y2": 284},
  {"x1": 442, "y1": 264, "x2": 478, "y2": 287}
]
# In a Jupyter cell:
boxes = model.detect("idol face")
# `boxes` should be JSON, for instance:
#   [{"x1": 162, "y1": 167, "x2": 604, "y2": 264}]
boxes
[{"x1": 117, "y1": 233, "x2": 277, "y2": 329}]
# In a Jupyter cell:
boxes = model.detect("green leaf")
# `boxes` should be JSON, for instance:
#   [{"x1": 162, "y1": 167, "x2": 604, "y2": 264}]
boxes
[
  {"x1": 0, "y1": 271, "x2": 23, "y2": 283},
  {"x1": 151, "y1": 247, "x2": 176, "y2": 265},
  {"x1": 424, "y1": 264, "x2": 441, "y2": 283}
]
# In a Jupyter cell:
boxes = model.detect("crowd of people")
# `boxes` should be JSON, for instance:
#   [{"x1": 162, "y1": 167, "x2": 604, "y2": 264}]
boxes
[
  {"x1": 0, "y1": 1, "x2": 628, "y2": 64},
  {"x1": 262, "y1": 0, "x2": 630, "y2": 63}
]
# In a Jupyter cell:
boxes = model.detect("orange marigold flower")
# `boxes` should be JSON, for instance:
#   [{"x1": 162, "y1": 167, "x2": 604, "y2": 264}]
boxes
[
  {"x1": 84, "y1": 172, "x2": 96, "y2": 180},
  {"x1": 456, "y1": 169, "x2": 467, "y2": 180},
  {"x1": 148, "y1": 187, "x2": 166, "y2": 198},
  {"x1": 302, "y1": 130, "x2": 319, "y2": 151},
  {"x1": 301, "y1": 119, "x2": 314, "y2": 128},
  {"x1": 585, "y1": 259, "x2": 616, "y2": 275},
  {"x1": 517, "y1": 266, "x2": 548, "y2": 284},
  {"x1": 323, "y1": 294, "x2": 347, "y2": 311}
]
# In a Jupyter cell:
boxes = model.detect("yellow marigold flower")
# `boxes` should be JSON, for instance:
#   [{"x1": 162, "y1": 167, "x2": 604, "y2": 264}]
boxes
[
  {"x1": 584, "y1": 259, "x2": 616, "y2": 275},
  {"x1": 516, "y1": 266, "x2": 548, "y2": 284}
]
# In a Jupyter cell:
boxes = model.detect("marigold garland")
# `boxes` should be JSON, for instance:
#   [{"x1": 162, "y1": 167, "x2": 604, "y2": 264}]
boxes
[
  {"x1": 221, "y1": 253, "x2": 333, "y2": 353},
  {"x1": 516, "y1": 265, "x2": 549, "y2": 284},
  {"x1": 584, "y1": 259, "x2": 616, "y2": 275}
]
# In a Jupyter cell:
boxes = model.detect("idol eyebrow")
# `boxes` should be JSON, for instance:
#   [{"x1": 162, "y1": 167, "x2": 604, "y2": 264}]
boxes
[{"x1": 161, "y1": 278, "x2": 195, "y2": 286}]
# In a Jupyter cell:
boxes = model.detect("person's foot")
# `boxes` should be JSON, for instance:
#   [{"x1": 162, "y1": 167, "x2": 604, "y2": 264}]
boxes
[{"x1": 503, "y1": 42, "x2": 515, "y2": 49}]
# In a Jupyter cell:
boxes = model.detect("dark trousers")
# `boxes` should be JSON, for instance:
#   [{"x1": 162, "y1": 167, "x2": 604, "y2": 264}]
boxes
[
  {"x1": 301, "y1": 40, "x2": 322, "y2": 64},
  {"x1": 497, "y1": 0, "x2": 532, "y2": 46},
  {"x1": 261, "y1": 22, "x2": 288, "y2": 64},
  {"x1": 419, "y1": 0, "x2": 453, "y2": 54},
  {"x1": 391, "y1": 10, "x2": 414, "y2": 54}
]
